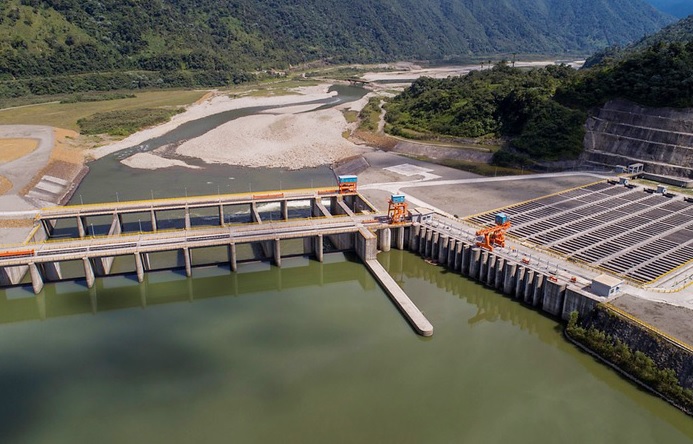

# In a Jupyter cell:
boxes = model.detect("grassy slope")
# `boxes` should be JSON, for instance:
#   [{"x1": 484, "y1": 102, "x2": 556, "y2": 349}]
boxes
[{"x1": 0, "y1": 90, "x2": 206, "y2": 131}]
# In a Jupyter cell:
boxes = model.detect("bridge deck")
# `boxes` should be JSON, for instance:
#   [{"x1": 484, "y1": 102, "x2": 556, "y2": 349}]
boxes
[{"x1": 38, "y1": 188, "x2": 364, "y2": 219}]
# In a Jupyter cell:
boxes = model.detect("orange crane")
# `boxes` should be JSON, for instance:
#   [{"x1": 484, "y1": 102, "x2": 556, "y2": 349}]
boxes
[
  {"x1": 476, "y1": 213, "x2": 511, "y2": 251},
  {"x1": 337, "y1": 175, "x2": 358, "y2": 194},
  {"x1": 388, "y1": 194, "x2": 408, "y2": 223}
]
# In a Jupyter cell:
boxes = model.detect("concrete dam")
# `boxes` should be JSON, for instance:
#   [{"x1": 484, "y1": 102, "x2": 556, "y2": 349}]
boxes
[{"x1": 0, "y1": 189, "x2": 433, "y2": 336}]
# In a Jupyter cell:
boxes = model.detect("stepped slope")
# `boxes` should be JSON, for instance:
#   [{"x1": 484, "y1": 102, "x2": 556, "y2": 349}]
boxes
[{"x1": 583, "y1": 100, "x2": 693, "y2": 178}]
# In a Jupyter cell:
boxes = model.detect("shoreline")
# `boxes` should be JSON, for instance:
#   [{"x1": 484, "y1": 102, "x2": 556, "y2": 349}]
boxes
[{"x1": 88, "y1": 83, "x2": 366, "y2": 166}]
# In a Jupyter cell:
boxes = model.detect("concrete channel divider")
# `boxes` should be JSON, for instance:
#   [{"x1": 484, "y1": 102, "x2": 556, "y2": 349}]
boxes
[{"x1": 364, "y1": 259, "x2": 434, "y2": 337}]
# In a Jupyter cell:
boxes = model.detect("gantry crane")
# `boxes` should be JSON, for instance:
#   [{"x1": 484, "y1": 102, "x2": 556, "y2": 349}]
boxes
[
  {"x1": 388, "y1": 194, "x2": 408, "y2": 223},
  {"x1": 337, "y1": 175, "x2": 358, "y2": 194},
  {"x1": 476, "y1": 213, "x2": 511, "y2": 251}
]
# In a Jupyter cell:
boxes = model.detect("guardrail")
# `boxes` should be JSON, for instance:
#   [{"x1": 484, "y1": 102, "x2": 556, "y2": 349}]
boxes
[{"x1": 604, "y1": 303, "x2": 693, "y2": 355}]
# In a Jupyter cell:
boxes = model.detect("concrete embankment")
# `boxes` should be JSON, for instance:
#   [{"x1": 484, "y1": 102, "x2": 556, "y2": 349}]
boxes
[
  {"x1": 365, "y1": 258, "x2": 433, "y2": 337},
  {"x1": 583, "y1": 99, "x2": 693, "y2": 179},
  {"x1": 403, "y1": 223, "x2": 601, "y2": 321},
  {"x1": 582, "y1": 305, "x2": 693, "y2": 391}
]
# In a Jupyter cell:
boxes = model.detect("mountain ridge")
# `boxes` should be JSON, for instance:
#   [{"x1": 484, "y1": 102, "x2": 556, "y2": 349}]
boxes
[{"x1": 0, "y1": 0, "x2": 673, "y2": 81}]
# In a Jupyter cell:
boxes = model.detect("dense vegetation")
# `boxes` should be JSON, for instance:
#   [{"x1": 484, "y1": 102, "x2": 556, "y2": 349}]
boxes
[
  {"x1": 558, "y1": 41, "x2": 693, "y2": 109},
  {"x1": 386, "y1": 12, "x2": 693, "y2": 167},
  {"x1": 77, "y1": 108, "x2": 183, "y2": 136},
  {"x1": 567, "y1": 311, "x2": 693, "y2": 413},
  {"x1": 385, "y1": 63, "x2": 586, "y2": 165},
  {"x1": 0, "y1": 0, "x2": 672, "y2": 98}
]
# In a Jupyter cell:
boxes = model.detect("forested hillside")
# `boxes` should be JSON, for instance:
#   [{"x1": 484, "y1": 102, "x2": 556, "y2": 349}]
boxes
[
  {"x1": 0, "y1": 0, "x2": 672, "y2": 97},
  {"x1": 385, "y1": 13, "x2": 693, "y2": 168},
  {"x1": 385, "y1": 64, "x2": 586, "y2": 165}
]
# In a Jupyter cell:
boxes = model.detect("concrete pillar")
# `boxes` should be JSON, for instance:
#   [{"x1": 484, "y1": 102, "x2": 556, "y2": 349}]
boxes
[
  {"x1": 478, "y1": 250, "x2": 488, "y2": 282},
  {"x1": 83, "y1": 258, "x2": 95, "y2": 288},
  {"x1": 274, "y1": 239, "x2": 281, "y2": 267},
  {"x1": 503, "y1": 262, "x2": 517, "y2": 296},
  {"x1": 228, "y1": 243, "x2": 237, "y2": 272},
  {"x1": 183, "y1": 247, "x2": 191, "y2": 277},
  {"x1": 542, "y1": 279, "x2": 567, "y2": 317},
  {"x1": 532, "y1": 274, "x2": 545, "y2": 307},
  {"x1": 447, "y1": 239, "x2": 456, "y2": 269},
  {"x1": 410, "y1": 224, "x2": 420, "y2": 251},
  {"x1": 281, "y1": 201, "x2": 288, "y2": 220},
  {"x1": 315, "y1": 234, "x2": 324, "y2": 262},
  {"x1": 150, "y1": 209, "x2": 158, "y2": 231},
  {"x1": 461, "y1": 244, "x2": 471, "y2": 275},
  {"x1": 419, "y1": 227, "x2": 427, "y2": 256},
  {"x1": 469, "y1": 248, "x2": 481, "y2": 279},
  {"x1": 355, "y1": 228, "x2": 377, "y2": 262},
  {"x1": 184, "y1": 207, "x2": 191, "y2": 230},
  {"x1": 487, "y1": 254, "x2": 497, "y2": 287},
  {"x1": 454, "y1": 241, "x2": 463, "y2": 271},
  {"x1": 396, "y1": 227, "x2": 405, "y2": 251},
  {"x1": 424, "y1": 229, "x2": 433, "y2": 258},
  {"x1": 29, "y1": 263, "x2": 43, "y2": 295},
  {"x1": 135, "y1": 253, "x2": 145, "y2": 283},
  {"x1": 494, "y1": 258, "x2": 505, "y2": 290},
  {"x1": 380, "y1": 228, "x2": 391, "y2": 252},
  {"x1": 142, "y1": 253, "x2": 151, "y2": 271},
  {"x1": 251, "y1": 202, "x2": 261, "y2": 223},
  {"x1": 438, "y1": 235, "x2": 449, "y2": 265},
  {"x1": 77, "y1": 216, "x2": 86, "y2": 238},
  {"x1": 514, "y1": 266, "x2": 525, "y2": 299},
  {"x1": 218, "y1": 205, "x2": 225, "y2": 226},
  {"x1": 523, "y1": 270, "x2": 535, "y2": 304},
  {"x1": 431, "y1": 232, "x2": 440, "y2": 261}
]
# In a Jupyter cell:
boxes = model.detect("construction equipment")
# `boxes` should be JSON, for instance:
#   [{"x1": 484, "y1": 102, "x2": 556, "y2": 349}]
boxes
[
  {"x1": 475, "y1": 213, "x2": 511, "y2": 251},
  {"x1": 337, "y1": 175, "x2": 358, "y2": 194},
  {"x1": 388, "y1": 194, "x2": 408, "y2": 223}
]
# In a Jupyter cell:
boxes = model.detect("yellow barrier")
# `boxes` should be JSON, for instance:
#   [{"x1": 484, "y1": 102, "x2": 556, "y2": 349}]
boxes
[{"x1": 603, "y1": 303, "x2": 693, "y2": 355}]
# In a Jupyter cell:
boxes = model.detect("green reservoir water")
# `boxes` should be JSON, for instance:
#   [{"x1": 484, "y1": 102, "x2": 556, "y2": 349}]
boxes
[
  {"x1": 0, "y1": 251, "x2": 691, "y2": 443},
  {"x1": 10, "y1": 83, "x2": 690, "y2": 442}
]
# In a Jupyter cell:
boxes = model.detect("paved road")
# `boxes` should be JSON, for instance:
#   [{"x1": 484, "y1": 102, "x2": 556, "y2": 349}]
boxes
[{"x1": 360, "y1": 171, "x2": 612, "y2": 217}]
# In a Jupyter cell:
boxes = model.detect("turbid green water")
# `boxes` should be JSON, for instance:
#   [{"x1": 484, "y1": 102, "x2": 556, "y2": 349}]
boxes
[
  {"x1": 9, "y1": 83, "x2": 689, "y2": 442},
  {"x1": 0, "y1": 251, "x2": 691, "y2": 443}
]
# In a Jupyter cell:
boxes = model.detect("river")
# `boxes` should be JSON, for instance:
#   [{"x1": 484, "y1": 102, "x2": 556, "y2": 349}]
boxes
[{"x1": 0, "y1": 84, "x2": 691, "y2": 442}]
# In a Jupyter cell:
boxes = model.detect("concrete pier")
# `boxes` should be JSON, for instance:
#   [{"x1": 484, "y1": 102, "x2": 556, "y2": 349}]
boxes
[
  {"x1": 315, "y1": 235, "x2": 324, "y2": 262},
  {"x1": 514, "y1": 266, "x2": 525, "y2": 299},
  {"x1": 365, "y1": 259, "x2": 433, "y2": 337},
  {"x1": 396, "y1": 227, "x2": 405, "y2": 251},
  {"x1": 494, "y1": 258, "x2": 505, "y2": 290},
  {"x1": 405, "y1": 225, "x2": 599, "y2": 322},
  {"x1": 135, "y1": 253, "x2": 145, "y2": 282},
  {"x1": 29, "y1": 263, "x2": 43, "y2": 294},
  {"x1": 410, "y1": 224, "x2": 420, "y2": 252},
  {"x1": 470, "y1": 248, "x2": 481, "y2": 279},
  {"x1": 438, "y1": 235, "x2": 449, "y2": 265},
  {"x1": 83, "y1": 258, "x2": 95, "y2": 288},
  {"x1": 183, "y1": 248, "x2": 191, "y2": 277},
  {"x1": 380, "y1": 228, "x2": 391, "y2": 252}
]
